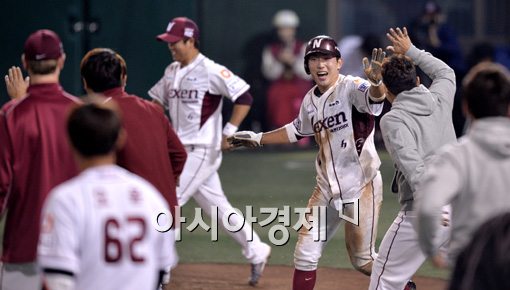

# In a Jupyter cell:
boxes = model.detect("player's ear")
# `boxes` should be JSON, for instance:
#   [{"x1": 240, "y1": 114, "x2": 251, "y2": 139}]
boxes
[
  {"x1": 337, "y1": 57, "x2": 343, "y2": 71},
  {"x1": 121, "y1": 74, "x2": 127, "y2": 88},
  {"x1": 116, "y1": 128, "x2": 127, "y2": 151},
  {"x1": 462, "y1": 98, "x2": 473, "y2": 121},
  {"x1": 82, "y1": 78, "x2": 90, "y2": 91},
  {"x1": 82, "y1": 78, "x2": 96, "y2": 94},
  {"x1": 188, "y1": 37, "x2": 197, "y2": 48},
  {"x1": 57, "y1": 53, "x2": 66, "y2": 70},
  {"x1": 21, "y1": 54, "x2": 28, "y2": 71},
  {"x1": 416, "y1": 76, "x2": 420, "y2": 86}
]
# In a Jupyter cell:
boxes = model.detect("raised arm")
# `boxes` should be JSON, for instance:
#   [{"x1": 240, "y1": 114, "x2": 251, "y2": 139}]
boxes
[
  {"x1": 387, "y1": 27, "x2": 456, "y2": 107},
  {"x1": 363, "y1": 48, "x2": 387, "y2": 103}
]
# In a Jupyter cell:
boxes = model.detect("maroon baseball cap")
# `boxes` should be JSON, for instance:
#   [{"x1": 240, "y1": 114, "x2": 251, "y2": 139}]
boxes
[
  {"x1": 23, "y1": 29, "x2": 64, "y2": 61},
  {"x1": 156, "y1": 17, "x2": 200, "y2": 43}
]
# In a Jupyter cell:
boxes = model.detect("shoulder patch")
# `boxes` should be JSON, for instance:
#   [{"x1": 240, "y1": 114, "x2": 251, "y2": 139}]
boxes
[
  {"x1": 357, "y1": 82, "x2": 369, "y2": 93},
  {"x1": 220, "y1": 69, "x2": 232, "y2": 79}
]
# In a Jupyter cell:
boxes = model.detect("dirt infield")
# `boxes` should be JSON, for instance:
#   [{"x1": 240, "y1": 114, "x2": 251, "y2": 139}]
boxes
[{"x1": 168, "y1": 263, "x2": 447, "y2": 290}]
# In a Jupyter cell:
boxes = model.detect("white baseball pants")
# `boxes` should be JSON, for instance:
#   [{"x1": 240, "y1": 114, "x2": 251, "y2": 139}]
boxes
[
  {"x1": 0, "y1": 262, "x2": 40, "y2": 290},
  {"x1": 294, "y1": 172, "x2": 383, "y2": 275},
  {"x1": 177, "y1": 146, "x2": 268, "y2": 264},
  {"x1": 369, "y1": 208, "x2": 450, "y2": 290}
]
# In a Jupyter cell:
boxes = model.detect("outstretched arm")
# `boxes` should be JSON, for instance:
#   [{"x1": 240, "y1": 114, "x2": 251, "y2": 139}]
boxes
[{"x1": 227, "y1": 126, "x2": 291, "y2": 148}]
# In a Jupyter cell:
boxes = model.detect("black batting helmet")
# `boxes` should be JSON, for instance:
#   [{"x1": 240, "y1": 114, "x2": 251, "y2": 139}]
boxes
[{"x1": 304, "y1": 35, "x2": 341, "y2": 74}]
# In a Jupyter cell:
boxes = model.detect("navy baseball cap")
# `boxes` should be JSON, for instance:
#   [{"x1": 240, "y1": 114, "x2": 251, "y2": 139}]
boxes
[
  {"x1": 157, "y1": 17, "x2": 200, "y2": 43},
  {"x1": 23, "y1": 29, "x2": 64, "y2": 61}
]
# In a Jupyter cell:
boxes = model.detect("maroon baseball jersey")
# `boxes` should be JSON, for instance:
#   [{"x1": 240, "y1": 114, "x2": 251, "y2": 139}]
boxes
[
  {"x1": 0, "y1": 99, "x2": 20, "y2": 114},
  {"x1": 0, "y1": 83, "x2": 81, "y2": 262},
  {"x1": 102, "y1": 87, "x2": 187, "y2": 216}
]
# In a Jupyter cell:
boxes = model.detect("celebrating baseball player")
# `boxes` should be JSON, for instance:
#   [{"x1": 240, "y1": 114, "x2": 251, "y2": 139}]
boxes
[
  {"x1": 0, "y1": 29, "x2": 81, "y2": 290},
  {"x1": 80, "y1": 48, "x2": 187, "y2": 222},
  {"x1": 368, "y1": 27, "x2": 455, "y2": 290},
  {"x1": 148, "y1": 17, "x2": 271, "y2": 286},
  {"x1": 229, "y1": 35, "x2": 386, "y2": 290},
  {"x1": 38, "y1": 101, "x2": 177, "y2": 290},
  {"x1": 416, "y1": 62, "x2": 510, "y2": 268}
]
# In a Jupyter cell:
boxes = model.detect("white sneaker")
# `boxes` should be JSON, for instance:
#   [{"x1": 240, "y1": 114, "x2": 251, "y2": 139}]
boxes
[{"x1": 249, "y1": 243, "x2": 271, "y2": 286}]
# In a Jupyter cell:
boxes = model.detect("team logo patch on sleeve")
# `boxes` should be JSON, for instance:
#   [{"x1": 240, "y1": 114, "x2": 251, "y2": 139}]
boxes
[
  {"x1": 293, "y1": 119, "x2": 301, "y2": 129},
  {"x1": 357, "y1": 82, "x2": 369, "y2": 93},
  {"x1": 220, "y1": 69, "x2": 232, "y2": 79}
]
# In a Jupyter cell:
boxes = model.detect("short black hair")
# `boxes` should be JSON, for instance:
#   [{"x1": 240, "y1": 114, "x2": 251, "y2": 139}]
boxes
[
  {"x1": 80, "y1": 48, "x2": 127, "y2": 93},
  {"x1": 462, "y1": 62, "x2": 510, "y2": 119},
  {"x1": 67, "y1": 103, "x2": 121, "y2": 157},
  {"x1": 382, "y1": 54, "x2": 417, "y2": 96},
  {"x1": 183, "y1": 37, "x2": 200, "y2": 49}
]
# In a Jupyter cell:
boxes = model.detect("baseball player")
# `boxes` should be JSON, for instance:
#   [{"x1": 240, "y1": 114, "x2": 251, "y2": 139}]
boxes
[
  {"x1": 368, "y1": 27, "x2": 455, "y2": 290},
  {"x1": 0, "y1": 29, "x2": 80, "y2": 290},
  {"x1": 416, "y1": 62, "x2": 510, "y2": 267},
  {"x1": 148, "y1": 17, "x2": 271, "y2": 286},
  {"x1": 229, "y1": 35, "x2": 386, "y2": 290},
  {"x1": 38, "y1": 102, "x2": 177, "y2": 290},
  {"x1": 80, "y1": 48, "x2": 187, "y2": 221}
]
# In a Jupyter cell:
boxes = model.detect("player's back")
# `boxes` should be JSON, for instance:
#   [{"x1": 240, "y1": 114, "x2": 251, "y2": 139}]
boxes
[
  {"x1": 38, "y1": 164, "x2": 176, "y2": 290},
  {"x1": 1, "y1": 83, "x2": 80, "y2": 263},
  {"x1": 104, "y1": 88, "x2": 185, "y2": 214}
]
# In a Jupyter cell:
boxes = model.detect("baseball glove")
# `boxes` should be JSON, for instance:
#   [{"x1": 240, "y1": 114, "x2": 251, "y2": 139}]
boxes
[{"x1": 227, "y1": 131, "x2": 263, "y2": 148}]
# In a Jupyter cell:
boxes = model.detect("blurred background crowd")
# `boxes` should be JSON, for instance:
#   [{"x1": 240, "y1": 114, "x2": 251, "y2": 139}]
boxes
[{"x1": 1, "y1": 0, "x2": 509, "y2": 146}]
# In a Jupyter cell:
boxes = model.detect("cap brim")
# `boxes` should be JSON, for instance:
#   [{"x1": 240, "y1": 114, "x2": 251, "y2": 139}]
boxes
[{"x1": 156, "y1": 33, "x2": 182, "y2": 43}]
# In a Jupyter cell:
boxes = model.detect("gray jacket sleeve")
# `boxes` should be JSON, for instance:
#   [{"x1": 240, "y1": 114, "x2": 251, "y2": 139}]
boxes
[
  {"x1": 416, "y1": 151, "x2": 462, "y2": 256},
  {"x1": 380, "y1": 113, "x2": 424, "y2": 192},
  {"x1": 406, "y1": 45, "x2": 456, "y2": 109}
]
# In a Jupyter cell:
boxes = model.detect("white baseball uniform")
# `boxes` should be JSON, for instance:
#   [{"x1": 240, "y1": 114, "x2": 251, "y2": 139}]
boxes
[
  {"x1": 38, "y1": 165, "x2": 177, "y2": 290},
  {"x1": 149, "y1": 53, "x2": 271, "y2": 264},
  {"x1": 285, "y1": 75, "x2": 384, "y2": 274}
]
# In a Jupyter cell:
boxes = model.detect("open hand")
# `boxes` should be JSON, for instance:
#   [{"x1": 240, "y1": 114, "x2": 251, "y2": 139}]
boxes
[
  {"x1": 362, "y1": 48, "x2": 385, "y2": 85},
  {"x1": 386, "y1": 27, "x2": 412, "y2": 55},
  {"x1": 5, "y1": 66, "x2": 29, "y2": 100}
]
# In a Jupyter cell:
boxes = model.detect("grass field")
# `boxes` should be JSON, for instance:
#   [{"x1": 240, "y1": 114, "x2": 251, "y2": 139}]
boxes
[{"x1": 176, "y1": 147, "x2": 450, "y2": 279}]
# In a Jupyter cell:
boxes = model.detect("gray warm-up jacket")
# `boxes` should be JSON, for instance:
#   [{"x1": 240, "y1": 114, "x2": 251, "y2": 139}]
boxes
[
  {"x1": 380, "y1": 45, "x2": 457, "y2": 211},
  {"x1": 417, "y1": 117, "x2": 510, "y2": 259}
]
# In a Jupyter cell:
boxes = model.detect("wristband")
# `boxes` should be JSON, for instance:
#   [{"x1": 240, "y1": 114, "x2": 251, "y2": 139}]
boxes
[
  {"x1": 222, "y1": 122, "x2": 238, "y2": 136},
  {"x1": 369, "y1": 93, "x2": 387, "y2": 103},
  {"x1": 284, "y1": 124, "x2": 298, "y2": 143},
  {"x1": 367, "y1": 78, "x2": 383, "y2": 87}
]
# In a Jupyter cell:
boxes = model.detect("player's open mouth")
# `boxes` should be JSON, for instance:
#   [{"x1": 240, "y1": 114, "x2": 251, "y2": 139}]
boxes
[{"x1": 316, "y1": 72, "x2": 328, "y2": 80}]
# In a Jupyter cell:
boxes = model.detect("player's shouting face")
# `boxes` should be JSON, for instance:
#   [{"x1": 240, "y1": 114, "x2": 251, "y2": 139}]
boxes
[{"x1": 308, "y1": 53, "x2": 342, "y2": 93}]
